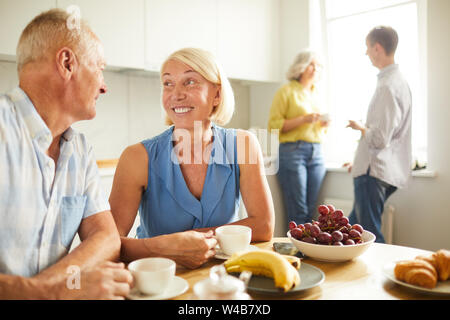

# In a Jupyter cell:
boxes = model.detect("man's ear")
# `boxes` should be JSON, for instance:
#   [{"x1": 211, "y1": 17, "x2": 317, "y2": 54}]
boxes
[
  {"x1": 55, "y1": 47, "x2": 78, "y2": 80},
  {"x1": 374, "y1": 42, "x2": 385, "y2": 55}
]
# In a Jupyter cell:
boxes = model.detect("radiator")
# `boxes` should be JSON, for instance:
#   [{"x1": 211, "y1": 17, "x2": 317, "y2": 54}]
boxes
[{"x1": 323, "y1": 198, "x2": 394, "y2": 244}]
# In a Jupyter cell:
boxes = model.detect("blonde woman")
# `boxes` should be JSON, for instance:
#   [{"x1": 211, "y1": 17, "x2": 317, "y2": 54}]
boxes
[
  {"x1": 110, "y1": 48, "x2": 274, "y2": 269},
  {"x1": 268, "y1": 50, "x2": 329, "y2": 226}
]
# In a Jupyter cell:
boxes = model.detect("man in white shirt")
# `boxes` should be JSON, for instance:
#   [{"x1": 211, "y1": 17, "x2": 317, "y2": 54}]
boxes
[
  {"x1": 0, "y1": 9, "x2": 132, "y2": 299},
  {"x1": 346, "y1": 26, "x2": 412, "y2": 243}
]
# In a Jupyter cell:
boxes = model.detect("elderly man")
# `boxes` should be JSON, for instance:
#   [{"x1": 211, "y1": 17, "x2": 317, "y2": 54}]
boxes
[
  {"x1": 346, "y1": 26, "x2": 412, "y2": 243},
  {"x1": 0, "y1": 9, "x2": 132, "y2": 299}
]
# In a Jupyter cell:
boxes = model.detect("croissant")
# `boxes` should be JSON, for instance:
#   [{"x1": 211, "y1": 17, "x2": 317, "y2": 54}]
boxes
[
  {"x1": 434, "y1": 249, "x2": 450, "y2": 281},
  {"x1": 416, "y1": 249, "x2": 450, "y2": 281},
  {"x1": 415, "y1": 254, "x2": 438, "y2": 270},
  {"x1": 394, "y1": 260, "x2": 437, "y2": 289}
]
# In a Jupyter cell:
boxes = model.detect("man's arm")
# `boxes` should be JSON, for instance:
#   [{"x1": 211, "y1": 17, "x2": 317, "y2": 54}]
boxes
[
  {"x1": 347, "y1": 87, "x2": 401, "y2": 149},
  {"x1": 34, "y1": 211, "x2": 121, "y2": 281},
  {"x1": 0, "y1": 274, "x2": 48, "y2": 299},
  {"x1": 0, "y1": 261, "x2": 132, "y2": 300},
  {"x1": 363, "y1": 87, "x2": 402, "y2": 150}
]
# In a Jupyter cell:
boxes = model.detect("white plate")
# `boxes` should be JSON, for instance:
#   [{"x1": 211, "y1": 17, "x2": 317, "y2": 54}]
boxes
[
  {"x1": 126, "y1": 276, "x2": 189, "y2": 300},
  {"x1": 214, "y1": 245, "x2": 260, "y2": 260},
  {"x1": 382, "y1": 262, "x2": 450, "y2": 295},
  {"x1": 230, "y1": 262, "x2": 325, "y2": 295}
]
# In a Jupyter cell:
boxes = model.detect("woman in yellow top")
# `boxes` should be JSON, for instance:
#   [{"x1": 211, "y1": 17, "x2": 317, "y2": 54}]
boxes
[{"x1": 268, "y1": 50, "x2": 329, "y2": 226}]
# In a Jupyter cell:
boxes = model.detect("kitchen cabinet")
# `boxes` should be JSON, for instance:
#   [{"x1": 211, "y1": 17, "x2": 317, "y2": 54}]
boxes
[
  {"x1": 1, "y1": 0, "x2": 281, "y2": 82},
  {"x1": 57, "y1": 0, "x2": 146, "y2": 70},
  {"x1": 0, "y1": 0, "x2": 56, "y2": 60},
  {"x1": 144, "y1": 0, "x2": 280, "y2": 82},
  {"x1": 144, "y1": 0, "x2": 217, "y2": 72},
  {"x1": 217, "y1": 0, "x2": 280, "y2": 82}
]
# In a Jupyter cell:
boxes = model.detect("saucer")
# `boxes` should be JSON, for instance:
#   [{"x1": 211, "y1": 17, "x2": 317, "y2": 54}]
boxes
[
  {"x1": 126, "y1": 276, "x2": 189, "y2": 300},
  {"x1": 214, "y1": 245, "x2": 260, "y2": 260}
]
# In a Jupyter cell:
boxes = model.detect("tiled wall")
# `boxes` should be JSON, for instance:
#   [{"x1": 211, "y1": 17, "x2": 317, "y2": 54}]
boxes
[{"x1": 0, "y1": 61, "x2": 250, "y2": 160}]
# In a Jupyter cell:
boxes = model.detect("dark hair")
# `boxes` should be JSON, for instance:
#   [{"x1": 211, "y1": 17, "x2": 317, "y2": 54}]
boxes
[{"x1": 366, "y1": 26, "x2": 398, "y2": 56}]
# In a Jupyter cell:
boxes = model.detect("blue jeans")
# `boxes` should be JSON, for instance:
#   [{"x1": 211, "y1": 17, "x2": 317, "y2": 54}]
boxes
[
  {"x1": 277, "y1": 141, "x2": 326, "y2": 225},
  {"x1": 348, "y1": 172, "x2": 397, "y2": 243}
]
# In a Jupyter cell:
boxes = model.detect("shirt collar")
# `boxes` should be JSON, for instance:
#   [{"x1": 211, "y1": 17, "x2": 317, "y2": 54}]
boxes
[
  {"x1": 7, "y1": 87, "x2": 52, "y2": 142},
  {"x1": 377, "y1": 63, "x2": 398, "y2": 79},
  {"x1": 61, "y1": 127, "x2": 75, "y2": 142},
  {"x1": 290, "y1": 80, "x2": 315, "y2": 92},
  {"x1": 7, "y1": 87, "x2": 76, "y2": 144}
]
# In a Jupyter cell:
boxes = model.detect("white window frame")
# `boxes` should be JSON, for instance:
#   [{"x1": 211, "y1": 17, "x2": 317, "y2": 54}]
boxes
[{"x1": 314, "y1": 0, "x2": 428, "y2": 169}]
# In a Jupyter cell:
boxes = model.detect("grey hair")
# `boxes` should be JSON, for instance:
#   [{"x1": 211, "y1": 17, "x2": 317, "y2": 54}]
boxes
[
  {"x1": 286, "y1": 50, "x2": 318, "y2": 81},
  {"x1": 16, "y1": 8, "x2": 100, "y2": 72}
]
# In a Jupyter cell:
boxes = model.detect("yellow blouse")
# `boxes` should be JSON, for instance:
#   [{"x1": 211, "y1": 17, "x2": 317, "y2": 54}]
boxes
[{"x1": 268, "y1": 80, "x2": 326, "y2": 143}]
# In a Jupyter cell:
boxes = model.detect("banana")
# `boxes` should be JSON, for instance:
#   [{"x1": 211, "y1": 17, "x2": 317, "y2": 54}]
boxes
[
  {"x1": 224, "y1": 250, "x2": 301, "y2": 292},
  {"x1": 282, "y1": 255, "x2": 301, "y2": 270},
  {"x1": 226, "y1": 264, "x2": 274, "y2": 278}
]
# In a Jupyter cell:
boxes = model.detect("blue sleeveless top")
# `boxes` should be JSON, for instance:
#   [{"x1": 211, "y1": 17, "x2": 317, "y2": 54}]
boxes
[{"x1": 136, "y1": 124, "x2": 241, "y2": 238}]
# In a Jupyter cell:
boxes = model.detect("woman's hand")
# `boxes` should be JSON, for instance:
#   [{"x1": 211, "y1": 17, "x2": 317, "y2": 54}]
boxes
[
  {"x1": 281, "y1": 113, "x2": 321, "y2": 132},
  {"x1": 320, "y1": 120, "x2": 331, "y2": 127},
  {"x1": 303, "y1": 113, "x2": 321, "y2": 123},
  {"x1": 145, "y1": 230, "x2": 218, "y2": 269}
]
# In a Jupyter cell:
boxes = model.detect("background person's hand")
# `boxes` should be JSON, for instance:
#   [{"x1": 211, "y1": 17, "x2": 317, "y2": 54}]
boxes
[
  {"x1": 346, "y1": 120, "x2": 365, "y2": 132},
  {"x1": 343, "y1": 162, "x2": 353, "y2": 173},
  {"x1": 303, "y1": 113, "x2": 321, "y2": 123},
  {"x1": 320, "y1": 120, "x2": 331, "y2": 127}
]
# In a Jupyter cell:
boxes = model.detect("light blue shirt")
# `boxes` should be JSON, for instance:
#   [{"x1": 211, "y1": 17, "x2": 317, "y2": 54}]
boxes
[
  {"x1": 0, "y1": 87, "x2": 109, "y2": 277},
  {"x1": 136, "y1": 124, "x2": 241, "y2": 238},
  {"x1": 352, "y1": 64, "x2": 412, "y2": 188}
]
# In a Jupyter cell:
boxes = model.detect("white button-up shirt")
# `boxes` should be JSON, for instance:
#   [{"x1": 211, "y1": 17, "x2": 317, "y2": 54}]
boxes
[
  {"x1": 0, "y1": 87, "x2": 109, "y2": 277},
  {"x1": 352, "y1": 64, "x2": 412, "y2": 188}
]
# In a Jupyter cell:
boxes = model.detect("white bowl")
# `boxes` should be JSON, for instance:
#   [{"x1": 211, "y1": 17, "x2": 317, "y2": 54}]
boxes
[{"x1": 287, "y1": 230, "x2": 376, "y2": 262}]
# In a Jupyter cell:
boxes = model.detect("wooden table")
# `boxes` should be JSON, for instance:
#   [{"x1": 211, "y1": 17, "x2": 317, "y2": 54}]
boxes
[{"x1": 174, "y1": 238, "x2": 449, "y2": 300}]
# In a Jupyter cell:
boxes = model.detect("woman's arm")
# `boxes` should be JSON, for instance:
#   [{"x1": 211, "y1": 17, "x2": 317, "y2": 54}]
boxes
[
  {"x1": 234, "y1": 130, "x2": 275, "y2": 242},
  {"x1": 109, "y1": 143, "x2": 148, "y2": 257}
]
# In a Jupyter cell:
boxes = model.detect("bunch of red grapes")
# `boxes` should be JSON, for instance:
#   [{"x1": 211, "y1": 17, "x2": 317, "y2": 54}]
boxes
[{"x1": 289, "y1": 204, "x2": 365, "y2": 246}]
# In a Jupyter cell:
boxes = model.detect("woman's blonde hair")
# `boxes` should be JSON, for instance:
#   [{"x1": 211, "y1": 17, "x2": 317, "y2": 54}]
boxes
[
  {"x1": 286, "y1": 50, "x2": 319, "y2": 81},
  {"x1": 160, "y1": 47, "x2": 235, "y2": 126},
  {"x1": 16, "y1": 8, "x2": 100, "y2": 72}
]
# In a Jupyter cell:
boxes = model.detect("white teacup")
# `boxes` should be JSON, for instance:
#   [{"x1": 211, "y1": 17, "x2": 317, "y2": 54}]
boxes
[
  {"x1": 128, "y1": 257, "x2": 176, "y2": 295},
  {"x1": 215, "y1": 225, "x2": 252, "y2": 256}
]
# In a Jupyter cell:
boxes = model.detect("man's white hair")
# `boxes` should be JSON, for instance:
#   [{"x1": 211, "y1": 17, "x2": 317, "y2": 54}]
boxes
[{"x1": 16, "y1": 8, "x2": 100, "y2": 72}]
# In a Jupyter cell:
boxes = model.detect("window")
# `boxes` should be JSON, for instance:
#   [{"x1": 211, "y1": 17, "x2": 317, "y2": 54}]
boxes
[{"x1": 311, "y1": 0, "x2": 427, "y2": 168}]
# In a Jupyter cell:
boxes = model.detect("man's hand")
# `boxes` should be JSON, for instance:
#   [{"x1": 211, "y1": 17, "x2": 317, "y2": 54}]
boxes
[
  {"x1": 57, "y1": 261, "x2": 133, "y2": 300},
  {"x1": 346, "y1": 120, "x2": 366, "y2": 136},
  {"x1": 343, "y1": 162, "x2": 353, "y2": 173}
]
